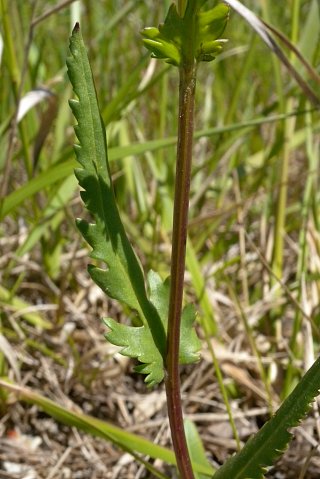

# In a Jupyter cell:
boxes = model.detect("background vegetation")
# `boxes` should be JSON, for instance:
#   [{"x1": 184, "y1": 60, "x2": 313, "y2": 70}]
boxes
[{"x1": 0, "y1": 0, "x2": 320, "y2": 477}]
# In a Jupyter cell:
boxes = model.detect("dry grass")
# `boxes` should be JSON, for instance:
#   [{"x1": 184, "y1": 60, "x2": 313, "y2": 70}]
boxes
[
  {"x1": 1, "y1": 223, "x2": 320, "y2": 477},
  {"x1": 1, "y1": 0, "x2": 320, "y2": 477}
]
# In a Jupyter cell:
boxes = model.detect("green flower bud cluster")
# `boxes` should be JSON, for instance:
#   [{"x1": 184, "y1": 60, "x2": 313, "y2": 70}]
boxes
[{"x1": 141, "y1": 1, "x2": 229, "y2": 66}]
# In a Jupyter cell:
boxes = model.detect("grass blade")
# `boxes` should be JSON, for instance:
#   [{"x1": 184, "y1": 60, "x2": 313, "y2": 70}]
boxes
[{"x1": 0, "y1": 379, "x2": 215, "y2": 476}]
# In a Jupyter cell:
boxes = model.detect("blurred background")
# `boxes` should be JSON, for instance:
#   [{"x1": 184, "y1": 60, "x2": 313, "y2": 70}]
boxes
[{"x1": 0, "y1": 1, "x2": 320, "y2": 477}]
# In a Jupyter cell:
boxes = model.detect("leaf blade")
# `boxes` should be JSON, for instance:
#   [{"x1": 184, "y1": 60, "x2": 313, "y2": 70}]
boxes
[
  {"x1": 67, "y1": 24, "x2": 167, "y2": 382},
  {"x1": 213, "y1": 356, "x2": 320, "y2": 479}
]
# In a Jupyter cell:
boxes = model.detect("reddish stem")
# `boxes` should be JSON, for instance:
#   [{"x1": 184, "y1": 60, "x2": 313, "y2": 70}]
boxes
[{"x1": 165, "y1": 62, "x2": 197, "y2": 479}]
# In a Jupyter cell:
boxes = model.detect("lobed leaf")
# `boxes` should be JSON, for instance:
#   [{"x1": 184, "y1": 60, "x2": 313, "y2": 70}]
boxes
[
  {"x1": 67, "y1": 25, "x2": 166, "y2": 382},
  {"x1": 67, "y1": 26, "x2": 151, "y2": 322},
  {"x1": 148, "y1": 271, "x2": 201, "y2": 365},
  {"x1": 105, "y1": 271, "x2": 201, "y2": 387},
  {"x1": 67, "y1": 25, "x2": 200, "y2": 386},
  {"x1": 104, "y1": 318, "x2": 164, "y2": 387}
]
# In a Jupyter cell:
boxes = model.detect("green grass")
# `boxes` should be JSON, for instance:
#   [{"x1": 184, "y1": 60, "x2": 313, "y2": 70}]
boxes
[{"x1": 0, "y1": 0, "x2": 320, "y2": 477}]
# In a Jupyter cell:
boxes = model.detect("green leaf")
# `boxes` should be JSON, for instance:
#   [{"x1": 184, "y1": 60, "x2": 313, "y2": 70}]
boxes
[
  {"x1": 179, "y1": 303, "x2": 201, "y2": 364},
  {"x1": 67, "y1": 25, "x2": 167, "y2": 378},
  {"x1": 147, "y1": 271, "x2": 201, "y2": 365},
  {"x1": 213, "y1": 356, "x2": 320, "y2": 479},
  {"x1": 141, "y1": 1, "x2": 229, "y2": 66},
  {"x1": 67, "y1": 25, "x2": 200, "y2": 387},
  {"x1": 104, "y1": 271, "x2": 201, "y2": 387},
  {"x1": 104, "y1": 317, "x2": 164, "y2": 387}
]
